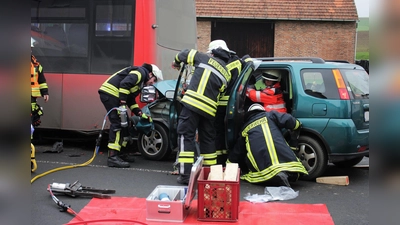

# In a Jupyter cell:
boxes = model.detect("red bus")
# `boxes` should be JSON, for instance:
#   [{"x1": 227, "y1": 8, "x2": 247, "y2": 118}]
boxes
[{"x1": 31, "y1": 0, "x2": 197, "y2": 134}]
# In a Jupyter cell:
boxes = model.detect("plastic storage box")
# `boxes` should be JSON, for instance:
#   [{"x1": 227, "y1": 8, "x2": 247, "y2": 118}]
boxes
[
  {"x1": 197, "y1": 167, "x2": 240, "y2": 222},
  {"x1": 146, "y1": 157, "x2": 203, "y2": 222}
]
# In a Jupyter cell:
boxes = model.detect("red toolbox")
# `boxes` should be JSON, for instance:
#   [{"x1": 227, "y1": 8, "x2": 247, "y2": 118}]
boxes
[
  {"x1": 146, "y1": 157, "x2": 203, "y2": 222},
  {"x1": 197, "y1": 166, "x2": 240, "y2": 222}
]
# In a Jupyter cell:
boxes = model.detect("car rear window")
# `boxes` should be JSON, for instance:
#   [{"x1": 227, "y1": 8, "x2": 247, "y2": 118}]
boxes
[
  {"x1": 340, "y1": 69, "x2": 369, "y2": 99},
  {"x1": 301, "y1": 69, "x2": 340, "y2": 99}
]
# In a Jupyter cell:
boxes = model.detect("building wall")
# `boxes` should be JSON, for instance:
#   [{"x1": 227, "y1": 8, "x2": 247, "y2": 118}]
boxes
[
  {"x1": 196, "y1": 21, "x2": 211, "y2": 52},
  {"x1": 275, "y1": 21, "x2": 357, "y2": 63}
]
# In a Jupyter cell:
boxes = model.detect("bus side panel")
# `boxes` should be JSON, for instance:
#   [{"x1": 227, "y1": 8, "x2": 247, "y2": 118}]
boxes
[
  {"x1": 134, "y1": 0, "x2": 157, "y2": 65},
  {"x1": 62, "y1": 74, "x2": 109, "y2": 131},
  {"x1": 38, "y1": 73, "x2": 63, "y2": 129},
  {"x1": 155, "y1": 0, "x2": 198, "y2": 80}
]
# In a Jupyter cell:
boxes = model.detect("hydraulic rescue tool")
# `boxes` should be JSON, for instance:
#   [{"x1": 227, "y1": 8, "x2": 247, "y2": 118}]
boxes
[{"x1": 47, "y1": 180, "x2": 116, "y2": 198}]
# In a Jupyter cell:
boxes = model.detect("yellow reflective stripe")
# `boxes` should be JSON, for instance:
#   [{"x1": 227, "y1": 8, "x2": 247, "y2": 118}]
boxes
[
  {"x1": 294, "y1": 120, "x2": 301, "y2": 130},
  {"x1": 246, "y1": 137, "x2": 260, "y2": 171},
  {"x1": 130, "y1": 86, "x2": 139, "y2": 93},
  {"x1": 38, "y1": 65, "x2": 43, "y2": 73},
  {"x1": 178, "y1": 151, "x2": 195, "y2": 163},
  {"x1": 201, "y1": 152, "x2": 217, "y2": 165},
  {"x1": 187, "y1": 49, "x2": 197, "y2": 65},
  {"x1": 107, "y1": 130, "x2": 122, "y2": 151},
  {"x1": 32, "y1": 88, "x2": 41, "y2": 97},
  {"x1": 119, "y1": 88, "x2": 130, "y2": 95},
  {"x1": 182, "y1": 95, "x2": 217, "y2": 117},
  {"x1": 130, "y1": 104, "x2": 139, "y2": 111},
  {"x1": 39, "y1": 83, "x2": 48, "y2": 89},
  {"x1": 185, "y1": 90, "x2": 216, "y2": 109},
  {"x1": 216, "y1": 150, "x2": 223, "y2": 155},
  {"x1": 197, "y1": 70, "x2": 210, "y2": 95},
  {"x1": 129, "y1": 71, "x2": 142, "y2": 84},
  {"x1": 207, "y1": 58, "x2": 231, "y2": 82},
  {"x1": 222, "y1": 149, "x2": 228, "y2": 154},
  {"x1": 220, "y1": 95, "x2": 229, "y2": 101},
  {"x1": 261, "y1": 123, "x2": 279, "y2": 165},
  {"x1": 241, "y1": 161, "x2": 307, "y2": 183},
  {"x1": 242, "y1": 117, "x2": 268, "y2": 136},
  {"x1": 179, "y1": 151, "x2": 195, "y2": 157},
  {"x1": 226, "y1": 60, "x2": 241, "y2": 72},
  {"x1": 100, "y1": 83, "x2": 119, "y2": 98},
  {"x1": 244, "y1": 58, "x2": 253, "y2": 62}
]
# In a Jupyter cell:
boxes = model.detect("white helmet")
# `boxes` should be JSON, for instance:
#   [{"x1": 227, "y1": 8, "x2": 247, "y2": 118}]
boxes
[
  {"x1": 262, "y1": 70, "x2": 281, "y2": 82},
  {"x1": 207, "y1": 39, "x2": 230, "y2": 53},
  {"x1": 248, "y1": 103, "x2": 265, "y2": 112},
  {"x1": 151, "y1": 64, "x2": 163, "y2": 81},
  {"x1": 31, "y1": 37, "x2": 36, "y2": 47}
]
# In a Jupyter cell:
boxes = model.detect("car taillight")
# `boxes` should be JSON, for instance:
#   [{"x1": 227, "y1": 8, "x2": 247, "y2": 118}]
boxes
[{"x1": 333, "y1": 69, "x2": 350, "y2": 100}]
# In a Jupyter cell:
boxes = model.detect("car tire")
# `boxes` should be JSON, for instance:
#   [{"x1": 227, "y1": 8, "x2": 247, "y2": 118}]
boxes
[
  {"x1": 296, "y1": 136, "x2": 328, "y2": 181},
  {"x1": 137, "y1": 123, "x2": 171, "y2": 160},
  {"x1": 332, "y1": 156, "x2": 364, "y2": 168}
]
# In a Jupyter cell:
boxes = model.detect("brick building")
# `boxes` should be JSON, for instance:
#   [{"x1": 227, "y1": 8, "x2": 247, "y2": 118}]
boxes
[{"x1": 195, "y1": 0, "x2": 359, "y2": 63}]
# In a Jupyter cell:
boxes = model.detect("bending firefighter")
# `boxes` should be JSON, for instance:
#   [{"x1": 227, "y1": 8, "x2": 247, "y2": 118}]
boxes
[
  {"x1": 227, "y1": 104, "x2": 307, "y2": 186},
  {"x1": 98, "y1": 63, "x2": 163, "y2": 168},
  {"x1": 171, "y1": 45, "x2": 231, "y2": 184}
]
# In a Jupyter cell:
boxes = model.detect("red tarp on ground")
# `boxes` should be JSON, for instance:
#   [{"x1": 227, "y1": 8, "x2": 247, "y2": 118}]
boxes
[{"x1": 67, "y1": 197, "x2": 334, "y2": 225}]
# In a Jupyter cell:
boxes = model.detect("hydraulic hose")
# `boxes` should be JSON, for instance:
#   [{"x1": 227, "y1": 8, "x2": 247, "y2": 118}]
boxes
[{"x1": 31, "y1": 107, "x2": 119, "y2": 184}]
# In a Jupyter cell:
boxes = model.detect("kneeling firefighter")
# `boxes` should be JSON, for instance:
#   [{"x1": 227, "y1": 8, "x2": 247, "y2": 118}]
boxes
[
  {"x1": 98, "y1": 63, "x2": 163, "y2": 168},
  {"x1": 227, "y1": 103, "x2": 307, "y2": 186}
]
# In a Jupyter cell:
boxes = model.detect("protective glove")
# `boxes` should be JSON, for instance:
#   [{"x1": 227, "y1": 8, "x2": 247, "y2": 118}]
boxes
[
  {"x1": 171, "y1": 61, "x2": 181, "y2": 70},
  {"x1": 141, "y1": 113, "x2": 153, "y2": 123}
]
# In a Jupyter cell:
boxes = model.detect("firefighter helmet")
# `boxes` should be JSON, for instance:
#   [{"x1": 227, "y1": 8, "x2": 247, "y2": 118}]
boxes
[
  {"x1": 248, "y1": 103, "x2": 265, "y2": 112},
  {"x1": 262, "y1": 70, "x2": 281, "y2": 82},
  {"x1": 207, "y1": 40, "x2": 230, "y2": 53},
  {"x1": 151, "y1": 64, "x2": 163, "y2": 81}
]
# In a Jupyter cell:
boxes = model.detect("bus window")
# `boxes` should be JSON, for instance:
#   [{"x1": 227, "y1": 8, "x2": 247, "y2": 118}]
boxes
[{"x1": 91, "y1": 2, "x2": 133, "y2": 74}]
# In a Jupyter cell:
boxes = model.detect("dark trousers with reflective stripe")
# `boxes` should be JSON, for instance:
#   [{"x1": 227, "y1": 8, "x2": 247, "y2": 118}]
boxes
[
  {"x1": 214, "y1": 105, "x2": 228, "y2": 165},
  {"x1": 177, "y1": 107, "x2": 216, "y2": 175},
  {"x1": 99, "y1": 92, "x2": 128, "y2": 152}
]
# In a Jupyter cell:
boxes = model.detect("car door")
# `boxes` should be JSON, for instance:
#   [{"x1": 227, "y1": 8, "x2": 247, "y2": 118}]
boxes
[
  {"x1": 168, "y1": 65, "x2": 192, "y2": 150},
  {"x1": 225, "y1": 62, "x2": 256, "y2": 150}
]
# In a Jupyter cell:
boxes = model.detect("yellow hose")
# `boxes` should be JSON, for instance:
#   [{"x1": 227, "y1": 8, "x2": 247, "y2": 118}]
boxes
[{"x1": 31, "y1": 146, "x2": 97, "y2": 184}]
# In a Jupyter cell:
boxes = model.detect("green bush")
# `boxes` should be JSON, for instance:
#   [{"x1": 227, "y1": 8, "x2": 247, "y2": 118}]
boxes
[{"x1": 356, "y1": 52, "x2": 369, "y2": 60}]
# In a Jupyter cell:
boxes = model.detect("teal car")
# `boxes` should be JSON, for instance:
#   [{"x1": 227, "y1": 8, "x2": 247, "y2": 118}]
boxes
[
  {"x1": 141, "y1": 58, "x2": 369, "y2": 180},
  {"x1": 224, "y1": 57, "x2": 369, "y2": 180}
]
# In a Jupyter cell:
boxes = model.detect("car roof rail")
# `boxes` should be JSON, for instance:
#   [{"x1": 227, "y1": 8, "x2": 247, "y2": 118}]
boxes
[
  {"x1": 325, "y1": 60, "x2": 350, "y2": 63},
  {"x1": 255, "y1": 57, "x2": 325, "y2": 63}
]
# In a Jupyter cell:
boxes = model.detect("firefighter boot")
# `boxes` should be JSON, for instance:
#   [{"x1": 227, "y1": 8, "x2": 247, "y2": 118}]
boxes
[{"x1": 107, "y1": 150, "x2": 130, "y2": 168}]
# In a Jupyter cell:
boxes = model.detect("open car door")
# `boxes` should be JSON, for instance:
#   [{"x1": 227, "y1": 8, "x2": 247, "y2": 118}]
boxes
[
  {"x1": 169, "y1": 65, "x2": 192, "y2": 150},
  {"x1": 225, "y1": 60, "x2": 260, "y2": 150}
]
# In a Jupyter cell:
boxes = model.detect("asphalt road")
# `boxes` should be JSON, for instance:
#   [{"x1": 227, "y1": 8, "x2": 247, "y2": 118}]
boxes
[{"x1": 31, "y1": 139, "x2": 369, "y2": 225}]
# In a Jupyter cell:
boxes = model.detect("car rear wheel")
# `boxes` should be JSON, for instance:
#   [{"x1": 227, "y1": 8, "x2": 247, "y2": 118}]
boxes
[
  {"x1": 332, "y1": 156, "x2": 364, "y2": 168},
  {"x1": 296, "y1": 136, "x2": 328, "y2": 181},
  {"x1": 137, "y1": 123, "x2": 171, "y2": 160}
]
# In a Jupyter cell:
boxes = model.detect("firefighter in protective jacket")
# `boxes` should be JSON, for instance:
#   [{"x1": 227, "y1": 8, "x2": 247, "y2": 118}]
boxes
[
  {"x1": 98, "y1": 63, "x2": 163, "y2": 168},
  {"x1": 31, "y1": 38, "x2": 49, "y2": 127},
  {"x1": 171, "y1": 46, "x2": 231, "y2": 184},
  {"x1": 228, "y1": 103, "x2": 307, "y2": 186},
  {"x1": 209, "y1": 40, "x2": 253, "y2": 165}
]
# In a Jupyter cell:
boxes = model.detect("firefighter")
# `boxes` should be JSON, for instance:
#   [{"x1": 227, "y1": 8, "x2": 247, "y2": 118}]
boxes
[
  {"x1": 210, "y1": 40, "x2": 253, "y2": 166},
  {"x1": 246, "y1": 70, "x2": 287, "y2": 113},
  {"x1": 31, "y1": 37, "x2": 49, "y2": 127},
  {"x1": 171, "y1": 44, "x2": 231, "y2": 184},
  {"x1": 98, "y1": 63, "x2": 163, "y2": 168},
  {"x1": 227, "y1": 103, "x2": 307, "y2": 186}
]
